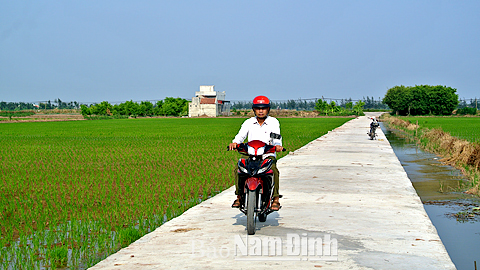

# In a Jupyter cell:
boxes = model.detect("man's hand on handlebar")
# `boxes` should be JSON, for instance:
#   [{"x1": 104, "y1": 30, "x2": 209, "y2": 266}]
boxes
[
  {"x1": 229, "y1": 142, "x2": 238, "y2": 151},
  {"x1": 275, "y1": 145, "x2": 284, "y2": 152}
]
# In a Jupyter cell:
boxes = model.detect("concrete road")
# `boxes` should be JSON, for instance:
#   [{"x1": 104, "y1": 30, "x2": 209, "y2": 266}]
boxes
[{"x1": 90, "y1": 113, "x2": 455, "y2": 270}]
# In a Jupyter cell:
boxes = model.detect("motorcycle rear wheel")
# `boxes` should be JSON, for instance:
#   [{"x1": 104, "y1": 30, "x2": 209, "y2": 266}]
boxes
[{"x1": 247, "y1": 190, "x2": 256, "y2": 235}]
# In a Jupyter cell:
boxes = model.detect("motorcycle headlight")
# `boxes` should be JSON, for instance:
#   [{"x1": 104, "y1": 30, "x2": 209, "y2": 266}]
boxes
[
  {"x1": 248, "y1": 146, "x2": 256, "y2": 156},
  {"x1": 247, "y1": 145, "x2": 265, "y2": 156}
]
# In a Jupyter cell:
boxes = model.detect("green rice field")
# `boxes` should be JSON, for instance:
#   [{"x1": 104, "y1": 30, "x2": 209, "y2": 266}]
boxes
[
  {"x1": 399, "y1": 116, "x2": 480, "y2": 143},
  {"x1": 0, "y1": 117, "x2": 351, "y2": 269}
]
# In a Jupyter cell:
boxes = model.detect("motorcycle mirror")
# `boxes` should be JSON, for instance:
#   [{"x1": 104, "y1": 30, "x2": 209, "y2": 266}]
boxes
[{"x1": 270, "y1": 132, "x2": 282, "y2": 140}]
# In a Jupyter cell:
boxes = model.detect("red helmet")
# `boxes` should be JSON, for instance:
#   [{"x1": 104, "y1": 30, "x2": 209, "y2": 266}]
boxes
[{"x1": 252, "y1": 96, "x2": 271, "y2": 109}]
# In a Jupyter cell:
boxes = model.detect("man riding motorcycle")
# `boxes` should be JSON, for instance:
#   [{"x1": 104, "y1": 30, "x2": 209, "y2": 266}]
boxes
[
  {"x1": 369, "y1": 117, "x2": 380, "y2": 139},
  {"x1": 229, "y1": 96, "x2": 284, "y2": 211}
]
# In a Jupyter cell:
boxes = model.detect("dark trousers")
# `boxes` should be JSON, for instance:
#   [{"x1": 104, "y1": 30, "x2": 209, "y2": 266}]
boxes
[{"x1": 234, "y1": 156, "x2": 280, "y2": 198}]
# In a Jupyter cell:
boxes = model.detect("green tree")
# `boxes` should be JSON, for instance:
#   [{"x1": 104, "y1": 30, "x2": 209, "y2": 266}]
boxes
[
  {"x1": 426, "y1": 85, "x2": 459, "y2": 115},
  {"x1": 112, "y1": 104, "x2": 122, "y2": 115},
  {"x1": 124, "y1": 100, "x2": 140, "y2": 117},
  {"x1": 314, "y1": 99, "x2": 328, "y2": 113},
  {"x1": 406, "y1": 86, "x2": 427, "y2": 115},
  {"x1": 155, "y1": 97, "x2": 188, "y2": 116},
  {"x1": 161, "y1": 100, "x2": 178, "y2": 116},
  {"x1": 286, "y1": 100, "x2": 296, "y2": 110},
  {"x1": 345, "y1": 102, "x2": 353, "y2": 110},
  {"x1": 353, "y1": 100, "x2": 365, "y2": 115},
  {"x1": 140, "y1": 101, "x2": 154, "y2": 116},
  {"x1": 383, "y1": 85, "x2": 458, "y2": 116},
  {"x1": 383, "y1": 85, "x2": 411, "y2": 115},
  {"x1": 180, "y1": 100, "x2": 189, "y2": 116},
  {"x1": 80, "y1": 105, "x2": 91, "y2": 117},
  {"x1": 154, "y1": 100, "x2": 164, "y2": 115},
  {"x1": 328, "y1": 101, "x2": 340, "y2": 113},
  {"x1": 90, "y1": 101, "x2": 113, "y2": 115}
]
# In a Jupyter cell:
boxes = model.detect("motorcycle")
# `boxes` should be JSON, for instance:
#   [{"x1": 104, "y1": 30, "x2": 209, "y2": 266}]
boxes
[
  {"x1": 229, "y1": 133, "x2": 286, "y2": 235},
  {"x1": 368, "y1": 118, "x2": 379, "y2": 140}
]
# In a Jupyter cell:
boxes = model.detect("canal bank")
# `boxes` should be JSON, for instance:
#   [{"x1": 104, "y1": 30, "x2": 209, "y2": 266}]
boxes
[
  {"x1": 91, "y1": 113, "x2": 455, "y2": 269},
  {"x1": 382, "y1": 123, "x2": 480, "y2": 270}
]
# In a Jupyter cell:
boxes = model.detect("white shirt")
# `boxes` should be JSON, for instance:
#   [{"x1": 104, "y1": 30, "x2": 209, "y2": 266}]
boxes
[{"x1": 232, "y1": 116, "x2": 282, "y2": 157}]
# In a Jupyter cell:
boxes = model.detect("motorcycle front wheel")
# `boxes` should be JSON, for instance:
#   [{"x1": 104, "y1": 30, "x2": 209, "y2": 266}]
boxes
[{"x1": 247, "y1": 190, "x2": 256, "y2": 235}]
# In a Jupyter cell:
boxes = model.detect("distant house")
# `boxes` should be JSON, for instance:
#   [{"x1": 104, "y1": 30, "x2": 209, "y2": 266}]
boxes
[{"x1": 188, "y1": 85, "x2": 231, "y2": 117}]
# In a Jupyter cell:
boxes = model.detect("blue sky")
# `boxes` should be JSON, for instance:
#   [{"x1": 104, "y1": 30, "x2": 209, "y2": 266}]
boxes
[{"x1": 1, "y1": 0, "x2": 479, "y2": 103}]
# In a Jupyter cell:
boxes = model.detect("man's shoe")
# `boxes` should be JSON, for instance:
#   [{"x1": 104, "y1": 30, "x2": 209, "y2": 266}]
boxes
[
  {"x1": 271, "y1": 197, "x2": 281, "y2": 211},
  {"x1": 232, "y1": 196, "x2": 241, "y2": 208}
]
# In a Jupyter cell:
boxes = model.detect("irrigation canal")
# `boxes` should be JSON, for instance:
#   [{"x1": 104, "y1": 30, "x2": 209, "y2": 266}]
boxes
[
  {"x1": 382, "y1": 123, "x2": 480, "y2": 270},
  {"x1": 91, "y1": 113, "x2": 456, "y2": 269}
]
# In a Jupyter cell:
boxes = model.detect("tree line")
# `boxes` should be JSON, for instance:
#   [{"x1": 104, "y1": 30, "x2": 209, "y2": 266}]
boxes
[
  {"x1": 231, "y1": 100, "x2": 316, "y2": 111},
  {"x1": 314, "y1": 100, "x2": 365, "y2": 116},
  {"x1": 0, "y1": 98, "x2": 189, "y2": 117},
  {"x1": 3, "y1": 89, "x2": 476, "y2": 117},
  {"x1": 80, "y1": 97, "x2": 189, "y2": 118},
  {"x1": 0, "y1": 99, "x2": 79, "y2": 110},
  {"x1": 231, "y1": 97, "x2": 387, "y2": 111},
  {"x1": 383, "y1": 85, "x2": 460, "y2": 116},
  {"x1": 458, "y1": 98, "x2": 479, "y2": 109}
]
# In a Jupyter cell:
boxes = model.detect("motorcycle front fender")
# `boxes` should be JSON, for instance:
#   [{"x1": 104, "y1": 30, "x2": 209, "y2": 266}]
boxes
[{"x1": 245, "y1": 177, "x2": 263, "y2": 193}]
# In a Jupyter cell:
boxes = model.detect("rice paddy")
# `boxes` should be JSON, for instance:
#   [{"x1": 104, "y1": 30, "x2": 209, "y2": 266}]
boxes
[
  {"x1": 0, "y1": 117, "x2": 351, "y2": 269},
  {"x1": 399, "y1": 116, "x2": 480, "y2": 143}
]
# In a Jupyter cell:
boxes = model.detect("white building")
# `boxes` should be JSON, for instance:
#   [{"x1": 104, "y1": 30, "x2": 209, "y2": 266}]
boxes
[{"x1": 188, "y1": 85, "x2": 231, "y2": 117}]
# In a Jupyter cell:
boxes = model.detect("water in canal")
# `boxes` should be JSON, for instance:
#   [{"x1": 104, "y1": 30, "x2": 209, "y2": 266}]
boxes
[{"x1": 381, "y1": 123, "x2": 480, "y2": 270}]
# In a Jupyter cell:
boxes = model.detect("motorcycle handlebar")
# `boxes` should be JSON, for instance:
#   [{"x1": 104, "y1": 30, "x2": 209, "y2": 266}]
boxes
[{"x1": 226, "y1": 145, "x2": 287, "y2": 152}]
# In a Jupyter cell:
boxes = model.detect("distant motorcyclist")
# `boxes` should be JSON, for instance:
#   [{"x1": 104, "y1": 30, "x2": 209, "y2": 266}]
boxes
[
  {"x1": 229, "y1": 96, "x2": 283, "y2": 211},
  {"x1": 368, "y1": 117, "x2": 379, "y2": 139}
]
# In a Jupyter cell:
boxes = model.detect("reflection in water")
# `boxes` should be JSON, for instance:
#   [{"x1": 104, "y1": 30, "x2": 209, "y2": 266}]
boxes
[{"x1": 381, "y1": 123, "x2": 480, "y2": 270}]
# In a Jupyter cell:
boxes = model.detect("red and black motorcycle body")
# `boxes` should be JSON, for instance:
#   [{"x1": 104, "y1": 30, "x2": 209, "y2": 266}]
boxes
[{"x1": 235, "y1": 140, "x2": 277, "y2": 234}]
